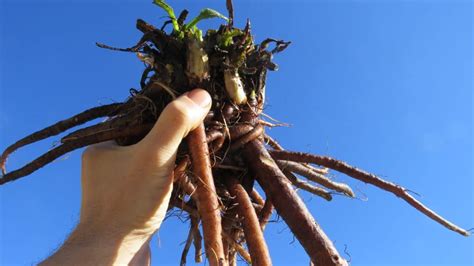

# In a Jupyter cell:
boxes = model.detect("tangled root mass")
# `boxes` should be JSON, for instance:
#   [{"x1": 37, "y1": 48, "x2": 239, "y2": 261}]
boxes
[{"x1": 1, "y1": 1, "x2": 470, "y2": 265}]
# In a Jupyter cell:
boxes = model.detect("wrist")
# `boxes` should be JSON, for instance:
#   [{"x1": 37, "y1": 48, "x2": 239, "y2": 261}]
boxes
[
  {"x1": 40, "y1": 222, "x2": 149, "y2": 266},
  {"x1": 73, "y1": 221, "x2": 149, "y2": 259}
]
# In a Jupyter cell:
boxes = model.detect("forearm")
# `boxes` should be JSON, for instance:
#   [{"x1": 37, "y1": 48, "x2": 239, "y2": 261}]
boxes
[{"x1": 40, "y1": 223, "x2": 149, "y2": 266}]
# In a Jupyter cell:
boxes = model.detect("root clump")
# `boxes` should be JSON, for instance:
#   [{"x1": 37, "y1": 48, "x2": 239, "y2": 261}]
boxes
[{"x1": 1, "y1": 1, "x2": 470, "y2": 265}]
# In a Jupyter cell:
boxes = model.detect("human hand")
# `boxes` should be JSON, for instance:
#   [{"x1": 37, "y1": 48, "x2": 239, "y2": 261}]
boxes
[{"x1": 40, "y1": 89, "x2": 211, "y2": 265}]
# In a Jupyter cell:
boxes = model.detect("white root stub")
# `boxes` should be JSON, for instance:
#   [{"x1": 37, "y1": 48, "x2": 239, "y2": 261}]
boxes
[
  {"x1": 186, "y1": 38, "x2": 210, "y2": 83},
  {"x1": 224, "y1": 69, "x2": 247, "y2": 105},
  {"x1": 136, "y1": 52, "x2": 155, "y2": 67}
]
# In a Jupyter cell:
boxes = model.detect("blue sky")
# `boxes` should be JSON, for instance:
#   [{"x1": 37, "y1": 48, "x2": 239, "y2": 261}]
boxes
[{"x1": 0, "y1": 0, "x2": 472, "y2": 265}]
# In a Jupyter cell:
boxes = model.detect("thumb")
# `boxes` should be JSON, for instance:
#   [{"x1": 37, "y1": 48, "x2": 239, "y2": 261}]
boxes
[{"x1": 139, "y1": 89, "x2": 212, "y2": 162}]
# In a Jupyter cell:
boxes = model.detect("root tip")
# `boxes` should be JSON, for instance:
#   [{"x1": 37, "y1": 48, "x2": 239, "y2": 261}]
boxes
[{"x1": 464, "y1": 228, "x2": 474, "y2": 237}]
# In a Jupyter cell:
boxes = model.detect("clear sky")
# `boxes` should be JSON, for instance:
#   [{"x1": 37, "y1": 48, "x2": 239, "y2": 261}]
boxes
[{"x1": 0, "y1": 0, "x2": 472, "y2": 265}]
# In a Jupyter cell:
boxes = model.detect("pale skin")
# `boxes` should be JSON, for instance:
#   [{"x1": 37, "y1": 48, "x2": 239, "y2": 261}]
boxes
[{"x1": 40, "y1": 89, "x2": 212, "y2": 266}]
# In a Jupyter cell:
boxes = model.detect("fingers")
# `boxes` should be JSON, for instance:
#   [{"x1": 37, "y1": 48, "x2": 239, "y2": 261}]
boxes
[{"x1": 139, "y1": 89, "x2": 212, "y2": 160}]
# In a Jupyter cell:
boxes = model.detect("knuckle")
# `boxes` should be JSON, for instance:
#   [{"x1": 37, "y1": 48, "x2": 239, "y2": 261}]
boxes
[
  {"x1": 166, "y1": 100, "x2": 194, "y2": 125},
  {"x1": 81, "y1": 145, "x2": 98, "y2": 162}
]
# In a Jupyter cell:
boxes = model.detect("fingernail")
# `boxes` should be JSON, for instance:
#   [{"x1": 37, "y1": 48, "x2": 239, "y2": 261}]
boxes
[{"x1": 187, "y1": 89, "x2": 211, "y2": 108}]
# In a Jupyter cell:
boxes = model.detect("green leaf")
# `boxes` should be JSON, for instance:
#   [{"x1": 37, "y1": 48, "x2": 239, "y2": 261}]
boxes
[
  {"x1": 184, "y1": 8, "x2": 228, "y2": 31},
  {"x1": 219, "y1": 29, "x2": 243, "y2": 47},
  {"x1": 153, "y1": 0, "x2": 179, "y2": 32}
]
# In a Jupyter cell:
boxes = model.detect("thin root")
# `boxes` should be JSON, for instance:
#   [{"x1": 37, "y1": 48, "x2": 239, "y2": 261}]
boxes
[
  {"x1": 0, "y1": 103, "x2": 122, "y2": 174},
  {"x1": 270, "y1": 150, "x2": 471, "y2": 237}
]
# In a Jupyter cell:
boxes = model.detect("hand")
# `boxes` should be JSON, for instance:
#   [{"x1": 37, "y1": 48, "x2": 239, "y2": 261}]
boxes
[{"x1": 40, "y1": 89, "x2": 212, "y2": 265}]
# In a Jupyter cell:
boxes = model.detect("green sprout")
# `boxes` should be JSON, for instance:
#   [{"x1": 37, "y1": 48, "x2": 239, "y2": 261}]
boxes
[
  {"x1": 153, "y1": 0, "x2": 227, "y2": 40},
  {"x1": 152, "y1": 0, "x2": 179, "y2": 32},
  {"x1": 218, "y1": 29, "x2": 243, "y2": 48},
  {"x1": 184, "y1": 8, "x2": 228, "y2": 31}
]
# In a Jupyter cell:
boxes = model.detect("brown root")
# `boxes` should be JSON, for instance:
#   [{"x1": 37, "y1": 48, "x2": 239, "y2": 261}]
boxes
[
  {"x1": 180, "y1": 217, "x2": 200, "y2": 266},
  {"x1": 258, "y1": 198, "x2": 274, "y2": 230},
  {"x1": 270, "y1": 150, "x2": 471, "y2": 237},
  {"x1": 0, "y1": 103, "x2": 122, "y2": 174},
  {"x1": 187, "y1": 124, "x2": 227, "y2": 266},
  {"x1": 221, "y1": 205, "x2": 238, "y2": 264},
  {"x1": 193, "y1": 224, "x2": 204, "y2": 263},
  {"x1": 276, "y1": 160, "x2": 354, "y2": 198},
  {"x1": 169, "y1": 198, "x2": 199, "y2": 218},
  {"x1": 206, "y1": 130, "x2": 225, "y2": 144},
  {"x1": 229, "y1": 124, "x2": 254, "y2": 140},
  {"x1": 173, "y1": 156, "x2": 190, "y2": 182},
  {"x1": 177, "y1": 174, "x2": 198, "y2": 200},
  {"x1": 250, "y1": 189, "x2": 265, "y2": 206},
  {"x1": 222, "y1": 231, "x2": 252, "y2": 264},
  {"x1": 263, "y1": 134, "x2": 284, "y2": 151},
  {"x1": 230, "y1": 125, "x2": 264, "y2": 151},
  {"x1": 283, "y1": 171, "x2": 333, "y2": 201},
  {"x1": 243, "y1": 140, "x2": 347, "y2": 265},
  {"x1": 225, "y1": 177, "x2": 272, "y2": 266},
  {"x1": 0, "y1": 124, "x2": 152, "y2": 185}
]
